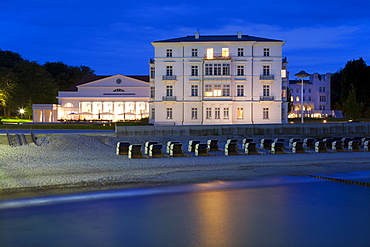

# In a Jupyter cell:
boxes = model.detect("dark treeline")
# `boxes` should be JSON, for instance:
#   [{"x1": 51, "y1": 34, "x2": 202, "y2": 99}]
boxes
[
  {"x1": 331, "y1": 58, "x2": 370, "y2": 120},
  {"x1": 0, "y1": 50, "x2": 94, "y2": 117}
]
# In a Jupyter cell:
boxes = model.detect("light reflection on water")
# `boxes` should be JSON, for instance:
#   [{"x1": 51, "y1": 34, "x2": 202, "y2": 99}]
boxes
[{"x1": 1, "y1": 172, "x2": 370, "y2": 247}]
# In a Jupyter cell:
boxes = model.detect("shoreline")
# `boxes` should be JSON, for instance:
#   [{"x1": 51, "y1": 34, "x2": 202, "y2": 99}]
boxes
[{"x1": 1, "y1": 134, "x2": 370, "y2": 200}]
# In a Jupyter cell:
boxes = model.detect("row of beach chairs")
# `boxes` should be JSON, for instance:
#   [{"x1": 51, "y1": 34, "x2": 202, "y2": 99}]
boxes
[{"x1": 116, "y1": 136, "x2": 370, "y2": 159}]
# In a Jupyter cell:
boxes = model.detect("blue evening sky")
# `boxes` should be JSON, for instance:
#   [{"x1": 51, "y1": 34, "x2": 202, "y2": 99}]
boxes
[{"x1": 1, "y1": 0, "x2": 369, "y2": 77}]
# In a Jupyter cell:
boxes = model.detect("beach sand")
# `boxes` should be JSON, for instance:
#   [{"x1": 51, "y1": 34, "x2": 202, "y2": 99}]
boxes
[{"x1": 1, "y1": 134, "x2": 370, "y2": 200}]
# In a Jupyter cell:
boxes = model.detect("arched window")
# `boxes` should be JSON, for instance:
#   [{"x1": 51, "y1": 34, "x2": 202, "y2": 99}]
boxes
[{"x1": 113, "y1": 89, "x2": 125, "y2": 92}]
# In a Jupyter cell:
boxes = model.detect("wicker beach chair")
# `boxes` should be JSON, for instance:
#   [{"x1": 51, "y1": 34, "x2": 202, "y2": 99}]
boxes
[
  {"x1": 207, "y1": 139, "x2": 220, "y2": 151},
  {"x1": 244, "y1": 142, "x2": 266, "y2": 155},
  {"x1": 271, "y1": 142, "x2": 291, "y2": 154},
  {"x1": 289, "y1": 138, "x2": 300, "y2": 148},
  {"x1": 145, "y1": 141, "x2": 158, "y2": 155},
  {"x1": 128, "y1": 144, "x2": 144, "y2": 159},
  {"x1": 169, "y1": 143, "x2": 192, "y2": 157},
  {"x1": 363, "y1": 141, "x2": 370, "y2": 152},
  {"x1": 188, "y1": 140, "x2": 200, "y2": 152},
  {"x1": 149, "y1": 144, "x2": 170, "y2": 158},
  {"x1": 116, "y1": 141, "x2": 131, "y2": 155},
  {"x1": 195, "y1": 143, "x2": 216, "y2": 156},
  {"x1": 260, "y1": 138, "x2": 272, "y2": 150},
  {"x1": 315, "y1": 141, "x2": 327, "y2": 153},
  {"x1": 303, "y1": 138, "x2": 315, "y2": 150},
  {"x1": 348, "y1": 140, "x2": 361, "y2": 152},
  {"x1": 166, "y1": 141, "x2": 180, "y2": 153},
  {"x1": 224, "y1": 142, "x2": 238, "y2": 155},
  {"x1": 332, "y1": 141, "x2": 344, "y2": 152},
  {"x1": 242, "y1": 138, "x2": 254, "y2": 148}
]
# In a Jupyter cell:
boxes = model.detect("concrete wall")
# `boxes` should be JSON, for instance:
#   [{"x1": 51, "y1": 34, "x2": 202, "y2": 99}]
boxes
[{"x1": 116, "y1": 122, "x2": 370, "y2": 138}]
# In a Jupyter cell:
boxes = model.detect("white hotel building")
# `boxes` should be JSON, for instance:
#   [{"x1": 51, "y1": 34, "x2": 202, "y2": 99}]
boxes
[{"x1": 149, "y1": 32, "x2": 288, "y2": 125}]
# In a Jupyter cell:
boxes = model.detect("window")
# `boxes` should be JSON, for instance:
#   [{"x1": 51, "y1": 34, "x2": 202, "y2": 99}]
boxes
[
  {"x1": 205, "y1": 85, "x2": 212, "y2": 96},
  {"x1": 191, "y1": 48, "x2": 198, "y2": 57},
  {"x1": 237, "y1": 107, "x2": 243, "y2": 119},
  {"x1": 215, "y1": 107, "x2": 220, "y2": 119},
  {"x1": 166, "y1": 108, "x2": 172, "y2": 119},
  {"x1": 224, "y1": 107, "x2": 229, "y2": 119},
  {"x1": 213, "y1": 64, "x2": 222, "y2": 75},
  {"x1": 205, "y1": 64, "x2": 212, "y2": 75},
  {"x1": 166, "y1": 66, "x2": 173, "y2": 76},
  {"x1": 166, "y1": 49, "x2": 172, "y2": 57},
  {"x1": 296, "y1": 89, "x2": 299, "y2": 93},
  {"x1": 263, "y1": 108, "x2": 269, "y2": 119},
  {"x1": 320, "y1": 96, "x2": 326, "y2": 102},
  {"x1": 214, "y1": 85, "x2": 221, "y2": 96},
  {"x1": 191, "y1": 85, "x2": 198, "y2": 96},
  {"x1": 222, "y1": 48, "x2": 229, "y2": 57},
  {"x1": 191, "y1": 65, "x2": 198, "y2": 76},
  {"x1": 308, "y1": 96, "x2": 312, "y2": 101},
  {"x1": 166, "y1": 85, "x2": 173, "y2": 97},
  {"x1": 303, "y1": 89, "x2": 306, "y2": 93},
  {"x1": 263, "y1": 85, "x2": 270, "y2": 96},
  {"x1": 237, "y1": 48, "x2": 244, "y2": 56},
  {"x1": 191, "y1": 108, "x2": 198, "y2": 119},
  {"x1": 323, "y1": 105, "x2": 326, "y2": 110},
  {"x1": 222, "y1": 64, "x2": 230, "y2": 75},
  {"x1": 151, "y1": 108, "x2": 155, "y2": 119},
  {"x1": 150, "y1": 87, "x2": 155, "y2": 98},
  {"x1": 206, "y1": 107, "x2": 212, "y2": 119},
  {"x1": 206, "y1": 48, "x2": 214, "y2": 59},
  {"x1": 237, "y1": 85, "x2": 244, "y2": 96},
  {"x1": 263, "y1": 48, "x2": 270, "y2": 56},
  {"x1": 263, "y1": 65, "x2": 270, "y2": 76},
  {"x1": 323, "y1": 87, "x2": 326, "y2": 92},
  {"x1": 65, "y1": 103, "x2": 73, "y2": 107},
  {"x1": 308, "y1": 89, "x2": 312, "y2": 93},
  {"x1": 237, "y1": 65, "x2": 244, "y2": 76},
  {"x1": 150, "y1": 67, "x2": 155, "y2": 79},
  {"x1": 222, "y1": 85, "x2": 230, "y2": 96}
]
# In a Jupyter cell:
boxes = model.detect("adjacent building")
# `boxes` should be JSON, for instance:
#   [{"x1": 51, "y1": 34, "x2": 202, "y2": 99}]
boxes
[
  {"x1": 149, "y1": 32, "x2": 288, "y2": 125},
  {"x1": 33, "y1": 75, "x2": 150, "y2": 122},
  {"x1": 288, "y1": 73, "x2": 337, "y2": 118}
]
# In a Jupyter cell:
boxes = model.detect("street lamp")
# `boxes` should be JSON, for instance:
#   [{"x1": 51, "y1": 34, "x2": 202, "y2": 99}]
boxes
[
  {"x1": 294, "y1": 70, "x2": 310, "y2": 123},
  {"x1": 19, "y1": 108, "x2": 25, "y2": 119}
]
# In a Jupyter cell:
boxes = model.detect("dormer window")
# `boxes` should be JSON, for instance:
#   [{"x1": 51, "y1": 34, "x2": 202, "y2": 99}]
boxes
[{"x1": 113, "y1": 89, "x2": 125, "y2": 92}]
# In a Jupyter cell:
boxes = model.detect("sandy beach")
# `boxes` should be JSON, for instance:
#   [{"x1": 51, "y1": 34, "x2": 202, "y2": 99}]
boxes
[{"x1": 1, "y1": 134, "x2": 370, "y2": 200}]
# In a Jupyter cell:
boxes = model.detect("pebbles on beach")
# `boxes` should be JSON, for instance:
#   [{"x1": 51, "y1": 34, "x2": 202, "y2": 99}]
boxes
[{"x1": 1, "y1": 134, "x2": 370, "y2": 199}]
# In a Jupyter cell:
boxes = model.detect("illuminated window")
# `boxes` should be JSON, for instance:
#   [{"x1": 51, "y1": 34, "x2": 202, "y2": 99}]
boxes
[
  {"x1": 224, "y1": 107, "x2": 229, "y2": 119},
  {"x1": 263, "y1": 48, "x2": 270, "y2": 56},
  {"x1": 214, "y1": 85, "x2": 221, "y2": 96},
  {"x1": 215, "y1": 107, "x2": 220, "y2": 119},
  {"x1": 237, "y1": 65, "x2": 244, "y2": 76},
  {"x1": 166, "y1": 49, "x2": 172, "y2": 57},
  {"x1": 206, "y1": 107, "x2": 212, "y2": 119},
  {"x1": 237, "y1": 48, "x2": 244, "y2": 56},
  {"x1": 205, "y1": 85, "x2": 212, "y2": 96},
  {"x1": 206, "y1": 48, "x2": 214, "y2": 59},
  {"x1": 263, "y1": 108, "x2": 269, "y2": 119},
  {"x1": 237, "y1": 107, "x2": 243, "y2": 119},
  {"x1": 191, "y1": 108, "x2": 198, "y2": 119},
  {"x1": 191, "y1": 48, "x2": 198, "y2": 57},
  {"x1": 191, "y1": 65, "x2": 198, "y2": 76},
  {"x1": 166, "y1": 108, "x2": 172, "y2": 119},
  {"x1": 296, "y1": 96, "x2": 300, "y2": 101},
  {"x1": 281, "y1": 69, "x2": 286, "y2": 78},
  {"x1": 191, "y1": 85, "x2": 198, "y2": 96},
  {"x1": 65, "y1": 103, "x2": 73, "y2": 107},
  {"x1": 222, "y1": 48, "x2": 229, "y2": 57}
]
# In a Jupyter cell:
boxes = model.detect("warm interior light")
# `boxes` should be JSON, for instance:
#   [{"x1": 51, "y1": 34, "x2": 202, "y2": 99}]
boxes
[
  {"x1": 206, "y1": 48, "x2": 213, "y2": 59},
  {"x1": 222, "y1": 48, "x2": 229, "y2": 57}
]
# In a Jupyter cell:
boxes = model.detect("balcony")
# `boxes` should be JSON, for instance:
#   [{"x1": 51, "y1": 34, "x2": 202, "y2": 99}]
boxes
[
  {"x1": 162, "y1": 75, "x2": 177, "y2": 81},
  {"x1": 162, "y1": 96, "x2": 177, "y2": 101},
  {"x1": 259, "y1": 75, "x2": 275, "y2": 81},
  {"x1": 260, "y1": 95, "x2": 275, "y2": 101},
  {"x1": 204, "y1": 53, "x2": 232, "y2": 60}
]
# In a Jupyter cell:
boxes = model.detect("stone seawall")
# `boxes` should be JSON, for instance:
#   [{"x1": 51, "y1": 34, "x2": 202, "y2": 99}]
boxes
[{"x1": 116, "y1": 122, "x2": 370, "y2": 138}]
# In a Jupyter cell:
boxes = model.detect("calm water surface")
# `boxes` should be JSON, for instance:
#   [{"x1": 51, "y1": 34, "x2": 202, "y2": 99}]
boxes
[{"x1": 1, "y1": 172, "x2": 370, "y2": 247}]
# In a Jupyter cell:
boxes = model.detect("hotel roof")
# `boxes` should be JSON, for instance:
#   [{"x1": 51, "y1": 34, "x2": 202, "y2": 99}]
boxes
[{"x1": 154, "y1": 35, "x2": 283, "y2": 43}]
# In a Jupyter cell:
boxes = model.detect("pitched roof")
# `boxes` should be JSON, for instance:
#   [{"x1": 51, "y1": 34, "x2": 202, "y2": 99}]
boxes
[
  {"x1": 154, "y1": 35, "x2": 283, "y2": 43},
  {"x1": 64, "y1": 75, "x2": 150, "y2": 91}
]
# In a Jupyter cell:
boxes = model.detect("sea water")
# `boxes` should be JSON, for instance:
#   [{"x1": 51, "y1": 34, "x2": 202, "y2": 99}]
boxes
[{"x1": 1, "y1": 171, "x2": 370, "y2": 247}]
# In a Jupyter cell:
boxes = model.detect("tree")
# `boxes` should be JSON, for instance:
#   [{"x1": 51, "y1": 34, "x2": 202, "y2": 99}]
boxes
[
  {"x1": 0, "y1": 68, "x2": 17, "y2": 117},
  {"x1": 342, "y1": 84, "x2": 363, "y2": 120},
  {"x1": 44, "y1": 62, "x2": 95, "y2": 91}
]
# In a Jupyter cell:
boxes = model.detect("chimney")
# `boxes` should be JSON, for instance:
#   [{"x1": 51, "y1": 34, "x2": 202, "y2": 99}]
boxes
[
  {"x1": 237, "y1": 31, "x2": 242, "y2": 39},
  {"x1": 195, "y1": 32, "x2": 200, "y2": 39}
]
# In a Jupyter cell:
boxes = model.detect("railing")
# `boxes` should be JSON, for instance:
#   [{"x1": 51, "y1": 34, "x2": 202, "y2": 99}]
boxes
[
  {"x1": 260, "y1": 75, "x2": 275, "y2": 80},
  {"x1": 162, "y1": 96, "x2": 177, "y2": 101},
  {"x1": 204, "y1": 53, "x2": 232, "y2": 60},
  {"x1": 260, "y1": 95, "x2": 275, "y2": 101},
  {"x1": 162, "y1": 75, "x2": 177, "y2": 80}
]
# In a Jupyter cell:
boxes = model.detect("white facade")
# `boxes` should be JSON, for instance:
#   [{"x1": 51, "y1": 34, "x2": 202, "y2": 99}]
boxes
[
  {"x1": 33, "y1": 75, "x2": 150, "y2": 122},
  {"x1": 289, "y1": 73, "x2": 334, "y2": 118},
  {"x1": 149, "y1": 32, "x2": 288, "y2": 125}
]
